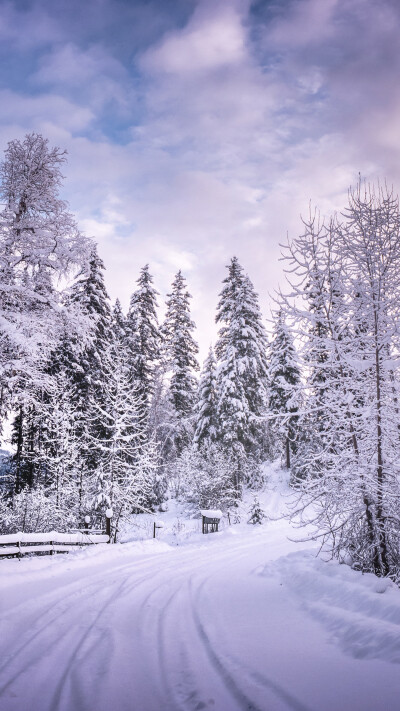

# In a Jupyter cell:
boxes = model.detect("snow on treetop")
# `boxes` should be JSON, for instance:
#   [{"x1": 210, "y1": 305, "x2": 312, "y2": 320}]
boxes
[{"x1": 200, "y1": 509, "x2": 223, "y2": 519}]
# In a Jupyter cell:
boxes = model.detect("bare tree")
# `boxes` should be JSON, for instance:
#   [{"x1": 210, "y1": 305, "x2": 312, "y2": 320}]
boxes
[{"x1": 280, "y1": 181, "x2": 400, "y2": 579}]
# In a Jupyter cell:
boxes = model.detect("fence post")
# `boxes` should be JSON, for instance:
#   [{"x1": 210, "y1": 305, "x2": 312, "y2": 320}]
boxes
[
  {"x1": 105, "y1": 509, "x2": 113, "y2": 542},
  {"x1": 84, "y1": 515, "x2": 90, "y2": 535}
]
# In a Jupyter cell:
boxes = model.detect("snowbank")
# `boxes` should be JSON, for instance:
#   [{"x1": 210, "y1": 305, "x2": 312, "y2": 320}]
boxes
[{"x1": 260, "y1": 550, "x2": 400, "y2": 664}]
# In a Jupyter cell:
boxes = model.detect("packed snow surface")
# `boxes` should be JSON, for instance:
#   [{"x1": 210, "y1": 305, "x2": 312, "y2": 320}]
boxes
[{"x1": 0, "y1": 467, "x2": 400, "y2": 711}]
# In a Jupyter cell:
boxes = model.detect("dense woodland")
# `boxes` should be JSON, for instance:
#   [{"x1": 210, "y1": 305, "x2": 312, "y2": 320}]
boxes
[{"x1": 1, "y1": 133, "x2": 400, "y2": 581}]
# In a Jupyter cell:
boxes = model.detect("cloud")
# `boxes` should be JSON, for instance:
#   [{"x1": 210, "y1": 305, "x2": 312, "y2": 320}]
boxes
[
  {"x1": 0, "y1": 0, "x2": 63, "y2": 49},
  {"x1": 0, "y1": 90, "x2": 94, "y2": 133},
  {"x1": 33, "y1": 43, "x2": 130, "y2": 114},
  {"x1": 1, "y1": 0, "x2": 400, "y2": 357},
  {"x1": 141, "y1": 0, "x2": 247, "y2": 75}
]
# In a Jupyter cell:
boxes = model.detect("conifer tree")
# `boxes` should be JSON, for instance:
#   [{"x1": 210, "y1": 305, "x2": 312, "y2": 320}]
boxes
[
  {"x1": 126, "y1": 265, "x2": 160, "y2": 426},
  {"x1": 194, "y1": 346, "x2": 218, "y2": 448},
  {"x1": 112, "y1": 298, "x2": 127, "y2": 347},
  {"x1": 64, "y1": 245, "x2": 113, "y2": 473},
  {"x1": 162, "y1": 270, "x2": 199, "y2": 456},
  {"x1": 268, "y1": 311, "x2": 301, "y2": 470},
  {"x1": 215, "y1": 257, "x2": 269, "y2": 470}
]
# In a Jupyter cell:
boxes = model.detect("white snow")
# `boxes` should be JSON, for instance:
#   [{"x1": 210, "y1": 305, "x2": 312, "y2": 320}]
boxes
[
  {"x1": 200, "y1": 509, "x2": 223, "y2": 518},
  {"x1": 0, "y1": 466, "x2": 399, "y2": 711}
]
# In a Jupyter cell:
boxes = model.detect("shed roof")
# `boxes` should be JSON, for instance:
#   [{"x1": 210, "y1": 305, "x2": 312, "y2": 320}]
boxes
[{"x1": 200, "y1": 509, "x2": 223, "y2": 519}]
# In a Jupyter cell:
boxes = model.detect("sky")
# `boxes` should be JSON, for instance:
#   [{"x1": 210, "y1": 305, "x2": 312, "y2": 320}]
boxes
[{"x1": 1, "y1": 0, "x2": 400, "y2": 359}]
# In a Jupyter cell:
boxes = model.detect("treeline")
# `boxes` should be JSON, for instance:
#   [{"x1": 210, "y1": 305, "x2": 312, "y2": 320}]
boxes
[
  {"x1": 1, "y1": 133, "x2": 400, "y2": 582},
  {"x1": 0, "y1": 134, "x2": 272, "y2": 539}
]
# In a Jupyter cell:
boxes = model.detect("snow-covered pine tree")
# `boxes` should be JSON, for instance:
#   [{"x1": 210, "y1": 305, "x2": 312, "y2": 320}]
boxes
[
  {"x1": 162, "y1": 270, "x2": 199, "y2": 456},
  {"x1": 268, "y1": 311, "x2": 301, "y2": 470},
  {"x1": 215, "y1": 257, "x2": 269, "y2": 486},
  {"x1": 126, "y1": 265, "x2": 161, "y2": 428},
  {"x1": 112, "y1": 298, "x2": 128, "y2": 347},
  {"x1": 248, "y1": 496, "x2": 266, "y2": 525},
  {"x1": 194, "y1": 345, "x2": 218, "y2": 448},
  {"x1": 65, "y1": 245, "x2": 113, "y2": 472}
]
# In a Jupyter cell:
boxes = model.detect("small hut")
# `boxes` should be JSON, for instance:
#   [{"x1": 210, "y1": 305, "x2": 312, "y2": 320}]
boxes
[{"x1": 200, "y1": 509, "x2": 223, "y2": 534}]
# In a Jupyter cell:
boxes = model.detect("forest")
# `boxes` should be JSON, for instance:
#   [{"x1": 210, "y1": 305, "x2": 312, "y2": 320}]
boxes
[{"x1": 1, "y1": 132, "x2": 400, "y2": 582}]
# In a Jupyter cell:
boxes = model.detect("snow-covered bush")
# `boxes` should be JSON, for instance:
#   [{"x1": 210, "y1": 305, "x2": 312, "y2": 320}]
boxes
[
  {"x1": 248, "y1": 496, "x2": 266, "y2": 525},
  {"x1": 0, "y1": 486, "x2": 78, "y2": 534},
  {"x1": 176, "y1": 443, "x2": 237, "y2": 513}
]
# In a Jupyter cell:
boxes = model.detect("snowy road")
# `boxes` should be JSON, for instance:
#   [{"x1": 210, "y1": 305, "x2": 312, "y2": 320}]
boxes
[{"x1": 1, "y1": 521, "x2": 400, "y2": 711}]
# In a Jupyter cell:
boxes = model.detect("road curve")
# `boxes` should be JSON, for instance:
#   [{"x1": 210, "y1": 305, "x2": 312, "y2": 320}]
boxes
[{"x1": 0, "y1": 524, "x2": 399, "y2": 711}]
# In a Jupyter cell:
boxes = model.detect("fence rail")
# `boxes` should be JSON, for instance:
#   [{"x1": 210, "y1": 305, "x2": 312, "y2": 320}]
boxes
[{"x1": 0, "y1": 531, "x2": 109, "y2": 557}]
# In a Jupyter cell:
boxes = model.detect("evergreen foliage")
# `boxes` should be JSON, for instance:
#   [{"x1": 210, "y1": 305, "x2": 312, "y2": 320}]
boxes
[
  {"x1": 215, "y1": 257, "x2": 269, "y2": 485},
  {"x1": 162, "y1": 270, "x2": 199, "y2": 455},
  {"x1": 126, "y1": 265, "x2": 161, "y2": 426},
  {"x1": 194, "y1": 345, "x2": 218, "y2": 447},
  {"x1": 247, "y1": 496, "x2": 266, "y2": 525},
  {"x1": 268, "y1": 311, "x2": 301, "y2": 471}
]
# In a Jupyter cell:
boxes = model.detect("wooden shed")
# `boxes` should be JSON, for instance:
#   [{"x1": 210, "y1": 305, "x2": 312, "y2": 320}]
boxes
[{"x1": 200, "y1": 509, "x2": 223, "y2": 534}]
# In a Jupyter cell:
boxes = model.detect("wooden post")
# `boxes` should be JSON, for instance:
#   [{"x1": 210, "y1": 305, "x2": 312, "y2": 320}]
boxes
[
  {"x1": 105, "y1": 508, "x2": 113, "y2": 542},
  {"x1": 153, "y1": 521, "x2": 156, "y2": 538}
]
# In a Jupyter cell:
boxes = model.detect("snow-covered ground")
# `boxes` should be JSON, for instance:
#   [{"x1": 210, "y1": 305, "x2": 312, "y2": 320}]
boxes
[{"x1": 1, "y1": 466, "x2": 400, "y2": 711}]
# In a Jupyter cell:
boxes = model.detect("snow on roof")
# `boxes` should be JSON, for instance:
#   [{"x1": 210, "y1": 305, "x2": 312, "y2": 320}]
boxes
[{"x1": 200, "y1": 509, "x2": 223, "y2": 519}]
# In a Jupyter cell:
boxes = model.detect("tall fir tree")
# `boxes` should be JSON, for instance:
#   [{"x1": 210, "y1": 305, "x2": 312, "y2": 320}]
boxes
[
  {"x1": 63, "y1": 245, "x2": 113, "y2": 474},
  {"x1": 126, "y1": 265, "x2": 161, "y2": 427},
  {"x1": 112, "y1": 298, "x2": 128, "y2": 348},
  {"x1": 162, "y1": 270, "x2": 199, "y2": 456},
  {"x1": 194, "y1": 346, "x2": 218, "y2": 448},
  {"x1": 268, "y1": 311, "x2": 301, "y2": 471},
  {"x1": 215, "y1": 257, "x2": 269, "y2": 472}
]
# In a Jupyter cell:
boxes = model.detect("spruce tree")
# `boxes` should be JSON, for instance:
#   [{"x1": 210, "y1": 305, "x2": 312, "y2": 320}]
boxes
[
  {"x1": 268, "y1": 311, "x2": 301, "y2": 470},
  {"x1": 162, "y1": 270, "x2": 199, "y2": 456},
  {"x1": 64, "y1": 245, "x2": 113, "y2": 474},
  {"x1": 112, "y1": 298, "x2": 128, "y2": 347},
  {"x1": 126, "y1": 265, "x2": 161, "y2": 426},
  {"x1": 215, "y1": 257, "x2": 269, "y2": 469},
  {"x1": 194, "y1": 346, "x2": 218, "y2": 448}
]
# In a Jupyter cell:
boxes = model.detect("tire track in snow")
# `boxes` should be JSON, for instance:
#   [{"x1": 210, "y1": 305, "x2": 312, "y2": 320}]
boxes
[
  {"x1": 0, "y1": 528, "x2": 287, "y2": 711},
  {"x1": 0, "y1": 560, "x2": 170, "y2": 707},
  {"x1": 150, "y1": 541, "x2": 277, "y2": 711},
  {"x1": 0, "y1": 553, "x2": 165, "y2": 681},
  {"x1": 189, "y1": 579, "x2": 314, "y2": 711},
  {"x1": 48, "y1": 575, "x2": 131, "y2": 711}
]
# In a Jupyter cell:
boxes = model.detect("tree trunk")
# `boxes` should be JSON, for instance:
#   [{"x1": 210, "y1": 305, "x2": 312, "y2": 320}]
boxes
[
  {"x1": 285, "y1": 436, "x2": 291, "y2": 469},
  {"x1": 374, "y1": 312, "x2": 389, "y2": 576}
]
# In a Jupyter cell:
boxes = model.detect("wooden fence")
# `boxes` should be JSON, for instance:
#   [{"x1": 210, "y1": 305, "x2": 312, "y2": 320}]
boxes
[{"x1": 0, "y1": 531, "x2": 109, "y2": 557}]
